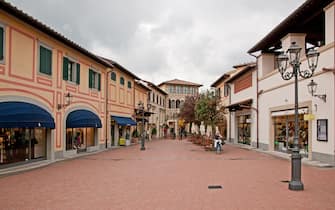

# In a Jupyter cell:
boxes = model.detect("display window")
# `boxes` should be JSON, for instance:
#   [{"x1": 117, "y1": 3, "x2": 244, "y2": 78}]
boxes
[
  {"x1": 237, "y1": 115, "x2": 251, "y2": 145},
  {"x1": 66, "y1": 128, "x2": 95, "y2": 151},
  {"x1": 0, "y1": 128, "x2": 47, "y2": 166},
  {"x1": 273, "y1": 114, "x2": 308, "y2": 156}
]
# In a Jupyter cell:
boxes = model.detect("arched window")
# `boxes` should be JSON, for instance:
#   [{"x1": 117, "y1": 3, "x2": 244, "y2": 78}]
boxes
[
  {"x1": 176, "y1": 100, "x2": 180, "y2": 108},
  {"x1": 169, "y1": 99, "x2": 171, "y2": 108},
  {"x1": 127, "y1": 81, "x2": 132, "y2": 89},
  {"x1": 120, "y1": 77, "x2": 124, "y2": 85},
  {"x1": 111, "y1": 72, "x2": 116, "y2": 81}
]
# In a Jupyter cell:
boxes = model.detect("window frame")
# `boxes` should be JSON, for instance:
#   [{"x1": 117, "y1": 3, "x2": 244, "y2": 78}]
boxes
[
  {"x1": 127, "y1": 81, "x2": 132, "y2": 89},
  {"x1": 38, "y1": 42, "x2": 53, "y2": 76},
  {"x1": 89, "y1": 68, "x2": 101, "y2": 90},
  {"x1": 0, "y1": 24, "x2": 5, "y2": 64},
  {"x1": 111, "y1": 72, "x2": 116, "y2": 81},
  {"x1": 120, "y1": 77, "x2": 125, "y2": 85},
  {"x1": 67, "y1": 57, "x2": 77, "y2": 83}
]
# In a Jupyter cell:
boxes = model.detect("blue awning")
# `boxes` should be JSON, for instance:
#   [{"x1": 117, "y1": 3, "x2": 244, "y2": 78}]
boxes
[
  {"x1": 111, "y1": 116, "x2": 137, "y2": 126},
  {"x1": 0, "y1": 102, "x2": 55, "y2": 128},
  {"x1": 67, "y1": 110, "x2": 102, "y2": 128}
]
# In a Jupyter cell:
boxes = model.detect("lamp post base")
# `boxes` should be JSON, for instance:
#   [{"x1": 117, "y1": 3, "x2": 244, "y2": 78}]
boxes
[
  {"x1": 289, "y1": 180, "x2": 304, "y2": 191},
  {"x1": 140, "y1": 147, "x2": 146, "y2": 151},
  {"x1": 289, "y1": 151, "x2": 304, "y2": 191}
]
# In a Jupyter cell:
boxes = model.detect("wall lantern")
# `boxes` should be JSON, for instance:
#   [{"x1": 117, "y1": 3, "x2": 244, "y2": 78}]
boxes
[
  {"x1": 57, "y1": 92, "x2": 72, "y2": 110},
  {"x1": 307, "y1": 80, "x2": 326, "y2": 102}
]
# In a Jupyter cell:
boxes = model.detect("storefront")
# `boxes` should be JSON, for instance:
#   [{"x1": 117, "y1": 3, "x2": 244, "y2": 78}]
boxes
[
  {"x1": 111, "y1": 116, "x2": 137, "y2": 146},
  {"x1": 66, "y1": 110, "x2": 102, "y2": 152},
  {"x1": 237, "y1": 114, "x2": 251, "y2": 145},
  {"x1": 0, "y1": 102, "x2": 54, "y2": 167},
  {"x1": 272, "y1": 108, "x2": 309, "y2": 157}
]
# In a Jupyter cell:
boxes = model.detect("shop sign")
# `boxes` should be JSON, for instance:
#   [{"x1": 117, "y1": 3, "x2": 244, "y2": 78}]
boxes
[{"x1": 304, "y1": 114, "x2": 315, "y2": 121}]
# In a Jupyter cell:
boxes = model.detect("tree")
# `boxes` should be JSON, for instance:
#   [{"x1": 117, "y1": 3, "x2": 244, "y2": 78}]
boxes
[
  {"x1": 195, "y1": 90, "x2": 225, "y2": 137},
  {"x1": 179, "y1": 95, "x2": 198, "y2": 133}
]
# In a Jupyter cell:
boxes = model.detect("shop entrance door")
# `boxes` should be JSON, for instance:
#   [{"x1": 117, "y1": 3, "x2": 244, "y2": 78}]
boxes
[{"x1": 111, "y1": 125, "x2": 115, "y2": 146}]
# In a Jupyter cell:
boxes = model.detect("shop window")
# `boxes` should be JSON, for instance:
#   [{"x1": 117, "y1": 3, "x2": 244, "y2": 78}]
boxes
[
  {"x1": 89, "y1": 69, "x2": 101, "y2": 90},
  {"x1": 111, "y1": 72, "x2": 116, "y2": 81},
  {"x1": 237, "y1": 115, "x2": 251, "y2": 145},
  {"x1": 127, "y1": 81, "x2": 132, "y2": 89},
  {"x1": 39, "y1": 44, "x2": 52, "y2": 75},
  {"x1": 0, "y1": 26, "x2": 4, "y2": 62},
  {"x1": 63, "y1": 57, "x2": 80, "y2": 84}
]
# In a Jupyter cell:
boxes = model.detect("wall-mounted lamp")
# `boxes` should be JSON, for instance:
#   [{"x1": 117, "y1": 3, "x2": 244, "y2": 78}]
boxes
[
  {"x1": 57, "y1": 92, "x2": 73, "y2": 110},
  {"x1": 307, "y1": 80, "x2": 326, "y2": 102}
]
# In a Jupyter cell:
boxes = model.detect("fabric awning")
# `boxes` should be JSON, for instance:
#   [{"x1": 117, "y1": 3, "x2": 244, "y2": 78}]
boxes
[
  {"x1": 111, "y1": 116, "x2": 137, "y2": 126},
  {"x1": 67, "y1": 110, "x2": 102, "y2": 128},
  {"x1": 0, "y1": 102, "x2": 55, "y2": 128}
]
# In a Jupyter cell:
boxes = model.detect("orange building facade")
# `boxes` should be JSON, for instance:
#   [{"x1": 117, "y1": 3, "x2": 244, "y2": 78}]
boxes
[{"x1": 0, "y1": 2, "x2": 147, "y2": 167}]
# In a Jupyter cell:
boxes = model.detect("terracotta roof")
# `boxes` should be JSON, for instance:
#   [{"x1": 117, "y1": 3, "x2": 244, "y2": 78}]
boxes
[
  {"x1": 142, "y1": 80, "x2": 168, "y2": 95},
  {"x1": 99, "y1": 56, "x2": 140, "y2": 80},
  {"x1": 135, "y1": 80, "x2": 151, "y2": 92},
  {"x1": 248, "y1": 0, "x2": 333, "y2": 53},
  {"x1": 0, "y1": 0, "x2": 114, "y2": 69},
  {"x1": 158, "y1": 79, "x2": 202, "y2": 87},
  {"x1": 210, "y1": 74, "x2": 230, "y2": 87},
  {"x1": 225, "y1": 63, "x2": 256, "y2": 83}
]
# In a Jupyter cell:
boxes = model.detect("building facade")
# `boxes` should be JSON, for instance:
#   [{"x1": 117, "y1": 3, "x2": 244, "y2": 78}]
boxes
[
  {"x1": 158, "y1": 79, "x2": 202, "y2": 137},
  {"x1": 145, "y1": 81, "x2": 168, "y2": 139},
  {"x1": 0, "y1": 1, "x2": 149, "y2": 168},
  {"x1": 217, "y1": 0, "x2": 334, "y2": 164}
]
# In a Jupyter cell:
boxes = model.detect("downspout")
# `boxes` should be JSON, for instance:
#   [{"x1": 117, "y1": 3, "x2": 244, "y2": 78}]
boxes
[
  {"x1": 105, "y1": 69, "x2": 112, "y2": 149},
  {"x1": 249, "y1": 52, "x2": 259, "y2": 149},
  {"x1": 228, "y1": 84, "x2": 232, "y2": 143}
]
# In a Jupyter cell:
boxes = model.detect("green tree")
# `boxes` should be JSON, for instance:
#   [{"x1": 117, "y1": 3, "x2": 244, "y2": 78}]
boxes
[
  {"x1": 195, "y1": 90, "x2": 225, "y2": 137},
  {"x1": 179, "y1": 95, "x2": 198, "y2": 133}
]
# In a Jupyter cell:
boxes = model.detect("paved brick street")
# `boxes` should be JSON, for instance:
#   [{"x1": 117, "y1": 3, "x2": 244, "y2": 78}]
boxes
[{"x1": 1, "y1": 139, "x2": 335, "y2": 210}]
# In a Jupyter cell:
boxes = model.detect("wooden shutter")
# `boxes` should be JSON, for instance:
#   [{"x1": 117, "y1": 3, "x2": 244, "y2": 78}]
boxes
[
  {"x1": 98, "y1": 73, "x2": 101, "y2": 91},
  {"x1": 39, "y1": 46, "x2": 46, "y2": 74},
  {"x1": 46, "y1": 48, "x2": 52, "y2": 75},
  {"x1": 63, "y1": 57, "x2": 68, "y2": 80},
  {"x1": 76, "y1": 63, "x2": 80, "y2": 84},
  {"x1": 89, "y1": 69, "x2": 93, "y2": 88},
  {"x1": 0, "y1": 27, "x2": 3, "y2": 60}
]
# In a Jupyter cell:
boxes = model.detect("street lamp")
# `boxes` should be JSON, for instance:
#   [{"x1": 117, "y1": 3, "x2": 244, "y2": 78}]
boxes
[
  {"x1": 57, "y1": 92, "x2": 72, "y2": 110},
  {"x1": 277, "y1": 42, "x2": 319, "y2": 191},
  {"x1": 307, "y1": 80, "x2": 327, "y2": 102},
  {"x1": 137, "y1": 101, "x2": 146, "y2": 150}
]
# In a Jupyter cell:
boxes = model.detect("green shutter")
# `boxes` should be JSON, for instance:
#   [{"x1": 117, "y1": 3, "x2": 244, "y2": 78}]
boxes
[
  {"x1": 89, "y1": 69, "x2": 93, "y2": 88},
  {"x1": 46, "y1": 48, "x2": 52, "y2": 75},
  {"x1": 39, "y1": 46, "x2": 46, "y2": 74},
  {"x1": 98, "y1": 73, "x2": 101, "y2": 91},
  {"x1": 76, "y1": 63, "x2": 80, "y2": 84},
  {"x1": 63, "y1": 57, "x2": 68, "y2": 80},
  {"x1": 0, "y1": 27, "x2": 3, "y2": 60}
]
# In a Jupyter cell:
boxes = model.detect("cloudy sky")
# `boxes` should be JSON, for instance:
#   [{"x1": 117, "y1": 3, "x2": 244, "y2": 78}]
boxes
[{"x1": 9, "y1": 0, "x2": 305, "y2": 89}]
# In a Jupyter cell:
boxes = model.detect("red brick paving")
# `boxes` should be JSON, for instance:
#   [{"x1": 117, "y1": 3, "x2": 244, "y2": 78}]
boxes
[{"x1": 1, "y1": 139, "x2": 335, "y2": 210}]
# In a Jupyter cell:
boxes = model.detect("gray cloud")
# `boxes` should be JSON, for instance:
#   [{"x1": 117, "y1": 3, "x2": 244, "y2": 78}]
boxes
[{"x1": 8, "y1": 0, "x2": 305, "y2": 89}]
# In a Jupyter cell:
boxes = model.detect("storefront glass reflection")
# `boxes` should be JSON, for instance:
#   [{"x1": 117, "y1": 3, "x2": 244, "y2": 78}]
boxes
[
  {"x1": 66, "y1": 128, "x2": 95, "y2": 151},
  {"x1": 0, "y1": 128, "x2": 47, "y2": 166},
  {"x1": 273, "y1": 114, "x2": 308, "y2": 157}
]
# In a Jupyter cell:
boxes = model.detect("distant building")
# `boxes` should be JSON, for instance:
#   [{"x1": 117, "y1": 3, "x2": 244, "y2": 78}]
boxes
[{"x1": 158, "y1": 79, "x2": 202, "y2": 137}]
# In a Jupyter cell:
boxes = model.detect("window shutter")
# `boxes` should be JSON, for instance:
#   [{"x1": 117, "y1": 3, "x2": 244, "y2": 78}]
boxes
[
  {"x1": 46, "y1": 48, "x2": 52, "y2": 75},
  {"x1": 63, "y1": 57, "x2": 69, "y2": 80},
  {"x1": 76, "y1": 63, "x2": 80, "y2": 84},
  {"x1": 89, "y1": 69, "x2": 93, "y2": 88},
  {"x1": 98, "y1": 73, "x2": 101, "y2": 91},
  {"x1": 0, "y1": 27, "x2": 3, "y2": 60},
  {"x1": 39, "y1": 46, "x2": 46, "y2": 74}
]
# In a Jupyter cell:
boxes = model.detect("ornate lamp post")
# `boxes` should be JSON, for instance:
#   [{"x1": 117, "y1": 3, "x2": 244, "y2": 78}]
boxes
[
  {"x1": 137, "y1": 101, "x2": 146, "y2": 151},
  {"x1": 277, "y1": 42, "x2": 319, "y2": 191}
]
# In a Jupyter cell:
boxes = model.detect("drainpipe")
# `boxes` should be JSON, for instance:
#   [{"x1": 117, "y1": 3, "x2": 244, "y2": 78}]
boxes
[
  {"x1": 105, "y1": 69, "x2": 112, "y2": 149},
  {"x1": 249, "y1": 52, "x2": 259, "y2": 149},
  {"x1": 228, "y1": 84, "x2": 232, "y2": 143}
]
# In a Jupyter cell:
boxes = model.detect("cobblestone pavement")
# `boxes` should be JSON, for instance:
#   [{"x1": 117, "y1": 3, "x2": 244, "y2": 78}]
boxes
[{"x1": 1, "y1": 139, "x2": 335, "y2": 210}]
